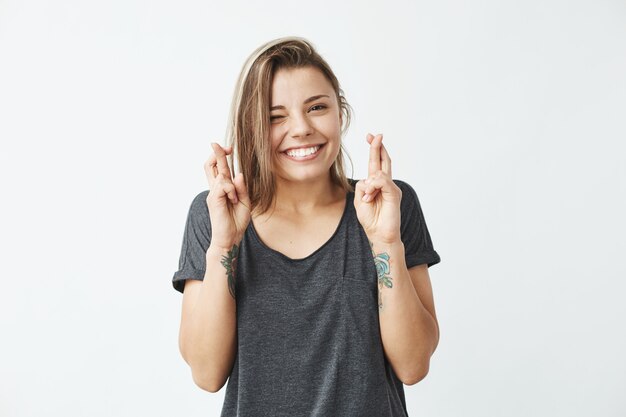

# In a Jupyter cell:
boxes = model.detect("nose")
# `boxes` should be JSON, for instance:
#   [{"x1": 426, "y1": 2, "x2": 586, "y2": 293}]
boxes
[{"x1": 289, "y1": 112, "x2": 314, "y2": 139}]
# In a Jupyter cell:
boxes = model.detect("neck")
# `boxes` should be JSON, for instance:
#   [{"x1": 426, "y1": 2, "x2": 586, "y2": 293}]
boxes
[{"x1": 271, "y1": 174, "x2": 344, "y2": 214}]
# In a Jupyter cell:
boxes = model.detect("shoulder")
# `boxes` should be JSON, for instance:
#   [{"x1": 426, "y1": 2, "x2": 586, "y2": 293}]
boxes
[
  {"x1": 191, "y1": 189, "x2": 209, "y2": 207},
  {"x1": 391, "y1": 179, "x2": 424, "y2": 215},
  {"x1": 391, "y1": 178, "x2": 419, "y2": 200},
  {"x1": 186, "y1": 189, "x2": 210, "y2": 220},
  {"x1": 391, "y1": 178, "x2": 414, "y2": 194}
]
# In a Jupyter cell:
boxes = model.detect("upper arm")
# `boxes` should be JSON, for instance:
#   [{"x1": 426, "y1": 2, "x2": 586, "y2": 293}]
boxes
[
  {"x1": 172, "y1": 190, "x2": 211, "y2": 294},
  {"x1": 408, "y1": 263, "x2": 439, "y2": 350},
  {"x1": 395, "y1": 179, "x2": 441, "y2": 269}
]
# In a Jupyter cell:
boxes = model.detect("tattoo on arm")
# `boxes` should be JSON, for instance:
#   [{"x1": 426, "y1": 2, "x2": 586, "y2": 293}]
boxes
[
  {"x1": 220, "y1": 243, "x2": 239, "y2": 299},
  {"x1": 370, "y1": 240, "x2": 392, "y2": 310}
]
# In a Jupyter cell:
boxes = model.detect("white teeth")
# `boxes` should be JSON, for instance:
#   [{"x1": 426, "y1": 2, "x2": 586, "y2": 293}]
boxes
[{"x1": 286, "y1": 145, "x2": 320, "y2": 157}]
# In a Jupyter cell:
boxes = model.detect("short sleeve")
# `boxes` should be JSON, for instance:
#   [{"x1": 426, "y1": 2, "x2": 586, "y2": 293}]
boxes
[
  {"x1": 172, "y1": 190, "x2": 211, "y2": 293},
  {"x1": 394, "y1": 179, "x2": 441, "y2": 269}
]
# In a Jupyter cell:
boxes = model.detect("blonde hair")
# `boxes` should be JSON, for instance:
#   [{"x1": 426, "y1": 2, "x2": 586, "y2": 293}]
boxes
[{"x1": 224, "y1": 36, "x2": 354, "y2": 216}]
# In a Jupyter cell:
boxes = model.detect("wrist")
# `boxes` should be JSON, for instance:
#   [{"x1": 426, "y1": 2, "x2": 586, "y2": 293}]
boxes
[
  {"x1": 207, "y1": 240, "x2": 241, "y2": 259},
  {"x1": 364, "y1": 227, "x2": 402, "y2": 244},
  {"x1": 362, "y1": 226, "x2": 401, "y2": 246},
  {"x1": 367, "y1": 238, "x2": 405, "y2": 255}
]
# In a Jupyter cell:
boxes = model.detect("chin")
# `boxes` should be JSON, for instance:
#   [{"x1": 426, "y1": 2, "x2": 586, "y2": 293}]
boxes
[{"x1": 276, "y1": 167, "x2": 333, "y2": 183}]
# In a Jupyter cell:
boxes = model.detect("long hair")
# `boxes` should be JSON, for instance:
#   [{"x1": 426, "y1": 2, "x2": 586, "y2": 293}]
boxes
[{"x1": 224, "y1": 36, "x2": 354, "y2": 216}]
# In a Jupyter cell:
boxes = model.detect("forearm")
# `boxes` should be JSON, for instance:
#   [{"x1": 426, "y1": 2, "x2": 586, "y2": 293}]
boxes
[
  {"x1": 180, "y1": 244, "x2": 238, "y2": 391},
  {"x1": 370, "y1": 239, "x2": 439, "y2": 384}
]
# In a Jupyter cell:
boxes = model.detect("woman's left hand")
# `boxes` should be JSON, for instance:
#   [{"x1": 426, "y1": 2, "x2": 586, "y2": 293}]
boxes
[{"x1": 354, "y1": 133, "x2": 403, "y2": 244}]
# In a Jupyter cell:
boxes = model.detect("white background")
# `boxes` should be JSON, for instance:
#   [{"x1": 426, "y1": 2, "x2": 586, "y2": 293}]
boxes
[{"x1": 1, "y1": 0, "x2": 625, "y2": 416}]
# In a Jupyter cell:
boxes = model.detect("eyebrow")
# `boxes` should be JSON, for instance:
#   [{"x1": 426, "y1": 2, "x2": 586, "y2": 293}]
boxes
[{"x1": 270, "y1": 94, "x2": 330, "y2": 111}]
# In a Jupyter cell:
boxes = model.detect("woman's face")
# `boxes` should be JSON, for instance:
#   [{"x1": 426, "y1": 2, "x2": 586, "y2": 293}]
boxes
[{"x1": 268, "y1": 66, "x2": 342, "y2": 185}]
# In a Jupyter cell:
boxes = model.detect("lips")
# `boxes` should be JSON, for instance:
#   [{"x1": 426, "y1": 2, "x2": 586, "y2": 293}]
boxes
[
  {"x1": 282, "y1": 143, "x2": 325, "y2": 153},
  {"x1": 281, "y1": 143, "x2": 325, "y2": 161}
]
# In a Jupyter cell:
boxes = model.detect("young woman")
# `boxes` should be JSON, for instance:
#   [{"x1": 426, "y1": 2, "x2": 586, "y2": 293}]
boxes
[{"x1": 172, "y1": 36, "x2": 441, "y2": 417}]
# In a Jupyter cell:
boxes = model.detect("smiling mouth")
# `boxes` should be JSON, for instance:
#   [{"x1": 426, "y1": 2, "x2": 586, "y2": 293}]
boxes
[{"x1": 283, "y1": 144, "x2": 324, "y2": 158}]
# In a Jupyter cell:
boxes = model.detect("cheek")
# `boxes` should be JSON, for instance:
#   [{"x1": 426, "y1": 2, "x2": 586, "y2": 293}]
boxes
[
  {"x1": 269, "y1": 132, "x2": 281, "y2": 154},
  {"x1": 325, "y1": 118, "x2": 342, "y2": 140},
  {"x1": 270, "y1": 137, "x2": 285, "y2": 167}
]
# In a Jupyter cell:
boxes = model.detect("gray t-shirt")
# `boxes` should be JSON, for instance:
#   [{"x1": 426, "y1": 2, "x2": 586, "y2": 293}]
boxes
[{"x1": 172, "y1": 178, "x2": 441, "y2": 417}]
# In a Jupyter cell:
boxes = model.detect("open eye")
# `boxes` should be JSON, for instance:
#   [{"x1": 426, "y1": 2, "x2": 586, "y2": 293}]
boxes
[{"x1": 310, "y1": 104, "x2": 327, "y2": 112}]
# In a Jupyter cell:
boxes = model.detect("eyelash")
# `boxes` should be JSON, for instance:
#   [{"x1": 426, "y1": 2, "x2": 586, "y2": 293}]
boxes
[{"x1": 270, "y1": 104, "x2": 327, "y2": 121}]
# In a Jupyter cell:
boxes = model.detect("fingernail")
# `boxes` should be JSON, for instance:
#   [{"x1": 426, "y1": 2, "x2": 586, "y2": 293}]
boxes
[{"x1": 362, "y1": 194, "x2": 369, "y2": 202}]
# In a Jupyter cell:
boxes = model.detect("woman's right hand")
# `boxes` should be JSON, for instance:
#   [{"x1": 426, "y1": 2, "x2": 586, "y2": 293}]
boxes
[{"x1": 204, "y1": 142, "x2": 252, "y2": 250}]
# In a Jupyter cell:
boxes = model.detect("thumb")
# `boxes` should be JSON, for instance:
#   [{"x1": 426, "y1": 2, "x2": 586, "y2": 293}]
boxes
[{"x1": 233, "y1": 172, "x2": 251, "y2": 208}]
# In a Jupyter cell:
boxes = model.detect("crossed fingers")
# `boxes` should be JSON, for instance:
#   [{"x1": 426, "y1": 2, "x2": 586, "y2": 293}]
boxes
[
  {"x1": 205, "y1": 143, "x2": 232, "y2": 180},
  {"x1": 367, "y1": 133, "x2": 392, "y2": 178},
  {"x1": 362, "y1": 133, "x2": 392, "y2": 201},
  {"x1": 204, "y1": 142, "x2": 238, "y2": 204}
]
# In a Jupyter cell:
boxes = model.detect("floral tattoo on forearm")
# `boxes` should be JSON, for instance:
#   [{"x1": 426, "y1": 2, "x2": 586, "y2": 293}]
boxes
[
  {"x1": 220, "y1": 243, "x2": 239, "y2": 299},
  {"x1": 370, "y1": 240, "x2": 392, "y2": 310}
]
